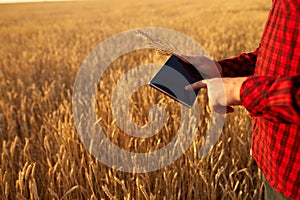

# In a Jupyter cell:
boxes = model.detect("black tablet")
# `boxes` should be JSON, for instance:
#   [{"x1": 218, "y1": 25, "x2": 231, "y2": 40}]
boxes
[{"x1": 149, "y1": 55, "x2": 203, "y2": 107}]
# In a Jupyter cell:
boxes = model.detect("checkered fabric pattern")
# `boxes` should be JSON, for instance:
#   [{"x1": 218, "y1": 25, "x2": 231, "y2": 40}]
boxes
[{"x1": 218, "y1": 0, "x2": 300, "y2": 199}]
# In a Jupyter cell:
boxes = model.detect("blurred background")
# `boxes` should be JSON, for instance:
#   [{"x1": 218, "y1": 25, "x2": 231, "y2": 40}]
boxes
[{"x1": 0, "y1": 0, "x2": 270, "y2": 199}]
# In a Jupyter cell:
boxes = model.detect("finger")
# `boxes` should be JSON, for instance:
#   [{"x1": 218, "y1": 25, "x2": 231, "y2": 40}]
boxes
[
  {"x1": 226, "y1": 106, "x2": 235, "y2": 113},
  {"x1": 213, "y1": 105, "x2": 235, "y2": 114},
  {"x1": 185, "y1": 80, "x2": 207, "y2": 90},
  {"x1": 174, "y1": 54, "x2": 190, "y2": 63}
]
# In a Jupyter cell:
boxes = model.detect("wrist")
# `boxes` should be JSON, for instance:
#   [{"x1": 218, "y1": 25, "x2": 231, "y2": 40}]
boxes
[
  {"x1": 234, "y1": 77, "x2": 247, "y2": 104},
  {"x1": 225, "y1": 77, "x2": 247, "y2": 106}
]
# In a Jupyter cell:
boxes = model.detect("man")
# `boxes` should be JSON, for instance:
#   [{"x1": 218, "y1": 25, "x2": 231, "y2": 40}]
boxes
[{"x1": 181, "y1": 0, "x2": 300, "y2": 199}]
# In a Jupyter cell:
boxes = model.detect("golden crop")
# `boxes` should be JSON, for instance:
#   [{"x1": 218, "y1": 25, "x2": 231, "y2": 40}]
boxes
[{"x1": 0, "y1": 0, "x2": 270, "y2": 199}]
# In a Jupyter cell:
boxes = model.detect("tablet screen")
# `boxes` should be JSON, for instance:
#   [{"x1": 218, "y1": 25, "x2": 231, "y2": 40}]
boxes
[{"x1": 149, "y1": 55, "x2": 203, "y2": 107}]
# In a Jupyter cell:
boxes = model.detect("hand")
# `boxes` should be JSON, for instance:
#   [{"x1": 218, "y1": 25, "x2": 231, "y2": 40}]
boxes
[
  {"x1": 175, "y1": 54, "x2": 223, "y2": 78},
  {"x1": 185, "y1": 77, "x2": 247, "y2": 113}
]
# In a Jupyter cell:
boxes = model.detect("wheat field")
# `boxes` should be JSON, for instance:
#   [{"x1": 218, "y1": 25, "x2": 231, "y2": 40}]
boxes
[{"x1": 0, "y1": 0, "x2": 271, "y2": 199}]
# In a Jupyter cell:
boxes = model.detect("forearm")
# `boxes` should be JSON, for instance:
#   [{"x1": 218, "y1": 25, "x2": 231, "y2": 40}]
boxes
[
  {"x1": 240, "y1": 75, "x2": 300, "y2": 124},
  {"x1": 218, "y1": 48, "x2": 259, "y2": 77}
]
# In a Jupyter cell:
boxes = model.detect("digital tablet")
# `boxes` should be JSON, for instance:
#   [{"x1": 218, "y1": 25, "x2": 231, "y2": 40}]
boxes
[{"x1": 149, "y1": 55, "x2": 203, "y2": 107}]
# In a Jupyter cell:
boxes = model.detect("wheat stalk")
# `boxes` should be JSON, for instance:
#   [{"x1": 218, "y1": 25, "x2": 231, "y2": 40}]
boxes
[{"x1": 136, "y1": 30, "x2": 182, "y2": 56}]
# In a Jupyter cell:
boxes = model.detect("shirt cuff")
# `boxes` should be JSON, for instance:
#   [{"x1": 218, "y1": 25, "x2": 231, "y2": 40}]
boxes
[{"x1": 240, "y1": 76, "x2": 269, "y2": 117}]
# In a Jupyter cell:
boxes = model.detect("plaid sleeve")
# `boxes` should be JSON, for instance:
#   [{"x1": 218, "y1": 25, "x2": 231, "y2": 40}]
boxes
[
  {"x1": 217, "y1": 48, "x2": 259, "y2": 77},
  {"x1": 240, "y1": 75, "x2": 300, "y2": 124}
]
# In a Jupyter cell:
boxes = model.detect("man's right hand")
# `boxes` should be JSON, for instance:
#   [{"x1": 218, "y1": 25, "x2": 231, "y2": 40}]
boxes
[{"x1": 176, "y1": 54, "x2": 240, "y2": 114}]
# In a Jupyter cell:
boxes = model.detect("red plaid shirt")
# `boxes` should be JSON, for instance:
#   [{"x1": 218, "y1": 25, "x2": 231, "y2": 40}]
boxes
[{"x1": 218, "y1": 0, "x2": 300, "y2": 199}]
